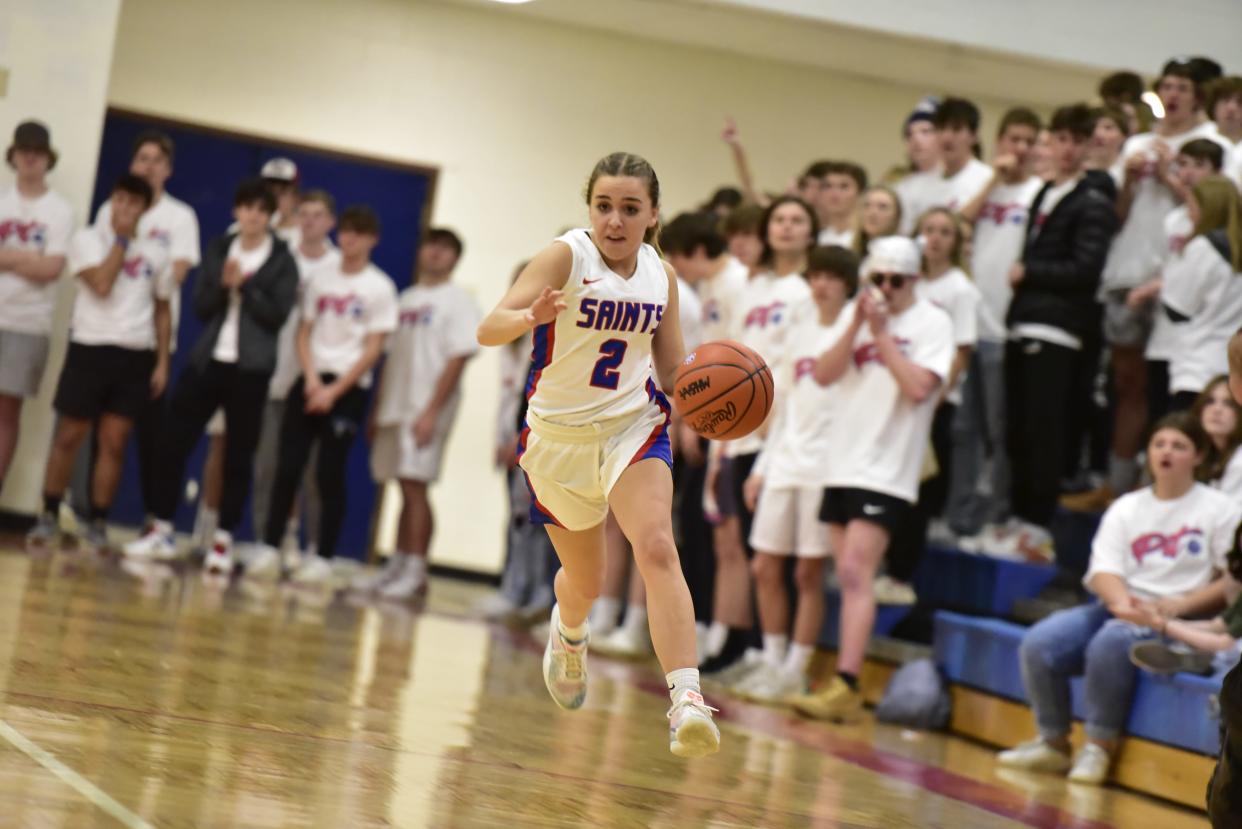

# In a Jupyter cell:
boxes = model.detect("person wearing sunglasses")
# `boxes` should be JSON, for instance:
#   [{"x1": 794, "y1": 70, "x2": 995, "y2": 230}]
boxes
[{"x1": 792, "y1": 235, "x2": 953, "y2": 723}]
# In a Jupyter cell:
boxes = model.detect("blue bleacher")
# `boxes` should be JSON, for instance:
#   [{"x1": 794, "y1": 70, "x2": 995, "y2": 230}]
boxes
[
  {"x1": 913, "y1": 545, "x2": 1057, "y2": 616},
  {"x1": 934, "y1": 610, "x2": 1225, "y2": 755}
]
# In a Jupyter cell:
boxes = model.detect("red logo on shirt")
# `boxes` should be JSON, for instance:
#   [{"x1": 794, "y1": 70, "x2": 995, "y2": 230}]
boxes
[
  {"x1": 794, "y1": 357, "x2": 817, "y2": 383},
  {"x1": 317, "y1": 293, "x2": 366, "y2": 319},
  {"x1": 399, "y1": 305, "x2": 433, "y2": 326},
  {"x1": 743, "y1": 302, "x2": 787, "y2": 329},
  {"x1": 852, "y1": 337, "x2": 911, "y2": 369},
  {"x1": 121, "y1": 255, "x2": 155, "y2": 280},
  {"x1": 0, "y1": 219, "x2": 47, "y2": 248},
  {"x1": 979, "y1": 202, "x2": 1028, "y2": 226},
  {"x1": 1130, "y1": 526, "x2": 1205, "y2": 564}
]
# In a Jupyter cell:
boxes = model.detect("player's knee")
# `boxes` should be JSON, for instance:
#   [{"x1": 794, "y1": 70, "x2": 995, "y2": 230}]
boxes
[{"x1": 633, "y1": 529, "x2": 679, "y2": 574}]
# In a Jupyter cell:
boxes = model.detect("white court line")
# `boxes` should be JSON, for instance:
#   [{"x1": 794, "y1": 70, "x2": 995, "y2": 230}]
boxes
[{"x1": 0, "y1": 719, "x2": 154, "y2": 829}]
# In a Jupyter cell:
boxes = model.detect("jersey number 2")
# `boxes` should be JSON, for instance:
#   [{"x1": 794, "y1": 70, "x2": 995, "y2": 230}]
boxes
[{"x1": 590, "y1": 339, "x2": 628, "y2": 390}]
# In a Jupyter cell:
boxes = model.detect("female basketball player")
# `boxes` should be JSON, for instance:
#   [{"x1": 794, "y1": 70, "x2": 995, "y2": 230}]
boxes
[{"x1": 476, "y1": 152, "x2": 719, "y2": 758}]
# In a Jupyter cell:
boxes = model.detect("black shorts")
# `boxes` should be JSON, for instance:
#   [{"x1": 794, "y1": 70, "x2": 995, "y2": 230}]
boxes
[
  {"x1": 819, "y1": 487, "x2": 910, "y2": 535},
  {"x1": 54, "y1": 343, "x2": 155, "y2": 421}
]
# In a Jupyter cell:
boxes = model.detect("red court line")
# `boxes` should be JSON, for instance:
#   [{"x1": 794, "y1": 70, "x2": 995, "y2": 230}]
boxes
[{"x1": 498, "y1": 625, "x2": 1118, "y2": 829}]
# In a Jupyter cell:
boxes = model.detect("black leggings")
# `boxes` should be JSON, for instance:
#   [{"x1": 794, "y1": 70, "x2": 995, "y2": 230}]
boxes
[{"x1": 263, "y1": 375, "x2": 368, "y2": 558}]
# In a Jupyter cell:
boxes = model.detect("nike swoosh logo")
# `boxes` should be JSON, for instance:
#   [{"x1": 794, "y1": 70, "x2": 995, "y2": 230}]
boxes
[
  {"x1": 862, "y1": 504, "x2": 885, "y2": 515},
  {"x1": 583, "y1": 277, "x2": 603, "y2": 285}
]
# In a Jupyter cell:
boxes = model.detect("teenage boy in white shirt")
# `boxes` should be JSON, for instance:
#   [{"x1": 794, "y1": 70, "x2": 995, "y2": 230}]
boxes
[
  {"x1": 899, "y1": 98, "x2": 993, "y2": 231},
  {"x1": 91, "y1": 131, "x2": 200, "y2": 521},
  {"x1": 893, "y1": 96, "x2": 942, "y2": 235},
  {"x1": 952, "y1": 107, "x2": 1043, "y2": 539},
  {"x1": 0, "y1": 121, "x2": 73, "y2": 498},
  {"x1": 814, "y1": 162, "x2": 866, "y2": 249},
  {"x1": 123, "y1": 180, "x2": 298, "y2": 573},
  {"x1": 353, "y1": 228, "x2": 479, "y2": 601},
  {"x1": 249, "y1": 190, "x2": 341, "y2": 569},
  {"x1": 260, "y1": 205, "x2": 398, "y2": 586},
  {"x1": 1097, "y1": 57, "x2": 1234, "y2": 504},
  {"x1": 27, "y1": 175, "x2": 171, "y2": 552}
]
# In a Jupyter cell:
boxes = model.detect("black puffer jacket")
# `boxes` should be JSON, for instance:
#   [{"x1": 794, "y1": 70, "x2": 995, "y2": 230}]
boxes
[{"x1": 1006, "y1": 175, "x2": 1119, "y2": 341}]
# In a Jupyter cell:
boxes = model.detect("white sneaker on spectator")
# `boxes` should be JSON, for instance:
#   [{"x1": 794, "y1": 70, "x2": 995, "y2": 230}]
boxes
[
  {"x1": 739, "y1": 667, "x2": 805, "y2": 705},
  {"x1": 25, "y1": 511, "x2": 61, "y2": 550},
  {"x1": 997, "y1": 738, "x2": 1072, "y2": 774},
  {"x1": 292, "y1": 556, "x2": 334, "y2": 586},
  {"x1": 124, "y1": 520, "x2": 176, "y2": 560},
  {"x1": 379, "y1": 562, "x2": 428, "y2": 602},
  {"x1": 708, "y1": 649, "x2": 765, "y2": 689},
  {"x1": 927, "y1": 518, "x2": 957, "y2": 547},
  {"x1": 1067, "y1": 743, "x2": 1111, "y2": 785},
  {"x1": 282, "y1": 545, "x2": 303, "y2": 575},
  {"x1": 873, "y1": 574, "x2": 917, "y2": 606},
  {"x1": 351, "y1": 554, "x2": 408, "y2": 594},
  {"x1": 593, "y1": 623, "x2": 653, "y2": 660},
  {"x1": 245, "y1": 544, "x2": 282, "y2": 580},
  {"x1": 203, "y1": 531, "x2": 235, "y2": 576}
]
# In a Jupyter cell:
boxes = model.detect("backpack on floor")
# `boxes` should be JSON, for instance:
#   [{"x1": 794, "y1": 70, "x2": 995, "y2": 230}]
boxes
[{"x1": 875, "y1": 658, "x2": 951, "y2": 731}]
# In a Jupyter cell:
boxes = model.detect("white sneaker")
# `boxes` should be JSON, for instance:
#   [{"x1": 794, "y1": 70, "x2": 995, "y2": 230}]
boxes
[
  {"x1": 668, "y1": 690, "x2": 720, "y2": 758},
  {"x1": 282, "y1": 545, "x2": 303, "y2": 574},
  {"x1": 245, "y1": 544, "x2": 282, "y2": 580},
  {"x1": 292, "y1": 556, "x2": 334, "y2": 586},
  {"x1": 737, "y1": 668, "x2": 805, "y2": 705},
  {"x1": 996, "y1": 738, "x2": 1072, "y2": 774},
  {"x1": 592, "y1": 623, "x2": 653, "y2": 660},
  {"x1": 927, "y1": 518, "x2": 957, "y2": 546},
  {"x1": 1068, "y1": 743, "x2": 1111, "y2": 785},
  {"x1": 707, "y1": 648, "x2": 765, "y2": 689},
  {"x1": 203, "y1": 532, "x2": 235, "y2": 576},
  {"x1": 873, "y1": 575, "x2": 917, "y2": 606},
  {"x1": 124, "y1": 521, "x2": 176, "y2": 560},
  {"x1": 378, "y1": 566, "x2": 428, "y2": 602},
  {"x1": 960, "y1": 518, "x2": 1019, "y2": 555},
  {"x1": 350, "y1": 554, "x2": 407, "y2": 593},
  {"x1": 543, "y1": 605, "x2": 589, "y2": 710}
]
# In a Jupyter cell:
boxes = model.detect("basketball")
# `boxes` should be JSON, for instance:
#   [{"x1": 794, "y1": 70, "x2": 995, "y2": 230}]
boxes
[{"x1": 672, "y1": 339, "x2": 774, "y2": 441}]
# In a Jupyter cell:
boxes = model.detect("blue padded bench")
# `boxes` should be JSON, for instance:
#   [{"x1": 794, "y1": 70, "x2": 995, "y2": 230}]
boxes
[
  {"x1": 913, "y1": 545, "x2": 1057, "y2": 617},
  {"x1": 933, "y1": 610, "x2": 1224, "y2": 755}
]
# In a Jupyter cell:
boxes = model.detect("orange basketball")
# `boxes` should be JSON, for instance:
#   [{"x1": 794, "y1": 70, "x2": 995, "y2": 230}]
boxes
[{"x1": 672, "y1": 340, "x2": 774, "y2": 441}]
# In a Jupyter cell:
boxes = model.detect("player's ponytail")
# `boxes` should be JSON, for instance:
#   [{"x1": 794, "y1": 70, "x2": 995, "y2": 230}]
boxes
[{"x1": 586, "y1": 151, "x2": 662, "y2": 252}]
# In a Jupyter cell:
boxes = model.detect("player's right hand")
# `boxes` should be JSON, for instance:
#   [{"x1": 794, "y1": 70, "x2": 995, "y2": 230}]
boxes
[{"x1": 525, "y1": 287, "x2": 567, "y2": 327}]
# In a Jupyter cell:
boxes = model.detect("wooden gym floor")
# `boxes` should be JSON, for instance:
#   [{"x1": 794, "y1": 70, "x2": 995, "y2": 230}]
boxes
[{"x1": 0, "y1": 541, "x2": 1212, "y2": 828}]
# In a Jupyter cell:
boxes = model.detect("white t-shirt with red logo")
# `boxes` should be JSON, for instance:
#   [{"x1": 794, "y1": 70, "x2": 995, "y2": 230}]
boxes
[
  {"x1": 1102, "y1": 123, "x2": 1233, "y2": 292},
  {"x1": 1162, "y1": 235, "x2": 1242, "y2": 395},
  {"x1": 913, "y1": 267, "x2": 979, "y2": 405},
  {"x1": 1145, "y1": 206, "x2": 1193, "y2": 362},
  {"x1": 696, "y1": 256, "x2": 748, "y2": 344},
  {"x1": 970, "y1": 176, "x2": 1042, "y2": 342},
  {"x1": 66, "y1": 223, "x2": 174, "y2": 350},
  {"x1": 677, "y1": 276, "x2": 704, "y2": 353},
  {"x1": 1085, "y1": 483, "x2": 1240, "y2": 601},
  {"x1": 725, "y1": 269, "x2": 812, "y2": 456},
  {"x1": 753, "y1": 305, "x2": 852, "y2": 488},
  {"x1": 824, "y1": 299, "x2": 954, "y2": 501},
  {"x1": 373, "y1": 281, "x2": 481, "y2": 427},
  {"x1": 302, "y1": 262, "x2": 399, "y2": 388},
  {"x1": 0, "y1": 185, "x2": 74, "y2": 336},
  {"x1": 212, "y1": 235, "x2": 273, "y2": 363},
  {"x1": 896, "y1": 159, "x2": 994, "y2": 235},
  {"x1": 269, "y1": 243, "x2": 340, "y2": 399}
]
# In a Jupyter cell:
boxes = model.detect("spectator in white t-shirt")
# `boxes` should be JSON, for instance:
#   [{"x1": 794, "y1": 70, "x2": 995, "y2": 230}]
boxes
[
  {"x1": 1195, "y1": 376, "x2": 1242, "y2": 500},
  {"x1": 1086, "y1": 107, "x2": 1130, "y2": 188},
  {"x1": 249, "y1": 190, "x2": 341, "y2": 572},
  {"x1": 1162, "y1": 176, "x2": 1242, "y2": 412},
  {"x1": 1207, "y1": 76, "x2": 1242, "y2": 185},
  {"x1": 886, "y1": 208, "x2": 979, "y2": 599},
  {"x1": 1097, "y1": 57, "x2": 1234, "y2": 504},
  {"x1": 27, "y1": 175, "x2": 171, "y2": 553},
  {"x1": 897, "y1": 98, "x2": 993, "y2": 234},
  {"x1": 738, "y1": 246, "x2": 857, "y2": 704},
  {"x1": 951, "y1": 108, "x2": 1043, "y2": 538},
  {"x1": 892, "y1": 96, "x2": 941, "y2": 232},
  {"x1": 260, "y1": 205, "x2": 399, "y2": 586},
  {"x1": 0, "y1": 121, "x2": 73, "y2": 499},
  {"x1": 999, "y1": 411, "x2": 1240, "y2": 786},
  {"x1": 351, "y1": 228, "x2": 480, "y2": 602},
  {"x1": 91, "y1": 131, "x2": 201, "y2": 523},
  {"x1": 790, "y1": 236, "x2": 953, "y2": 723},
  {"x1": 122, "y1": 180, "x2": 299, "y2": 573},
  {"x1": 813, "y1": 162, "x2": 866, "y2": 249}
]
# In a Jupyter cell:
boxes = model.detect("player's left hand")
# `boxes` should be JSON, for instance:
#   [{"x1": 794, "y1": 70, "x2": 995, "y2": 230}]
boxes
[
  {"x1": 413, "y1": 410, "x2": 437, "y2": 448},
  {"x1": 525, "y1": 287, "x2": 567, "y2": 327}
]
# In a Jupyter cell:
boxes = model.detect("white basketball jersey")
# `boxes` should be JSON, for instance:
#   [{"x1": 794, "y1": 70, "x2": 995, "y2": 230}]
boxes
[{"x1": 526, "y1": 229, "x2": 670, "y2": 425}]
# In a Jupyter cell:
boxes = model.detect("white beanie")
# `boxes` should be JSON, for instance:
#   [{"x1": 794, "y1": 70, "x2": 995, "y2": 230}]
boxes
[{"x1": 861, "y1": 236, "x2": 921, "y2": 277}]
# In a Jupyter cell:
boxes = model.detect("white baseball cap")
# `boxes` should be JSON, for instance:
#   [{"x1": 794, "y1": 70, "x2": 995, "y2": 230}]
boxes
[
  {"x1": 260, "y1": 157, "x2": 298, "y2": 183},
  {"x1": 861, "y1": 236, "x2": 921, "y2": 277}
]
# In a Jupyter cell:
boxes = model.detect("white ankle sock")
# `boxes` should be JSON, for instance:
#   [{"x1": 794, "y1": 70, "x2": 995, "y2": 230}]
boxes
[
  {"x1": 590, "y1": 596, "x2": 621, "y2": 630},
  {"x1": 706, "y1": 621, "x2": 729, "y2": 657},
  {"x1": 556, "y1": 606, "x2": 588, "y2": 642},
  {"x1": 404, "y1": 553, "x2": 428, "y2": 579},
  {"x1": 784, "y1": 643, "x2": 814, "y2": 675},
  {"x1": 622, "y1": 604, "x2": 647, "y2": 634},
  {"x1": 666, "y1": 667, "x2": 701, "y2": 702},
  {"x1": 762, "y1": 633, "x2": 788, "y2": 667}
]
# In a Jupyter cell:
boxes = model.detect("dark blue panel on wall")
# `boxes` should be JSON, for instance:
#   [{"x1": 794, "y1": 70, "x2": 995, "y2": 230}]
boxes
[{"x1": 89, "y1": 109, "x2": 434, "y2": 559}]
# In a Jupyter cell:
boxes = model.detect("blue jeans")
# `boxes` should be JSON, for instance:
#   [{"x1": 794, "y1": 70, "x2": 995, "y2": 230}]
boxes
[
  {"x1": 948, "y1": 340, "x2": 1008, "y2": 535},
  {"x1": 1019, "y1": 602, "x2": 1156, "y2": 742}
]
